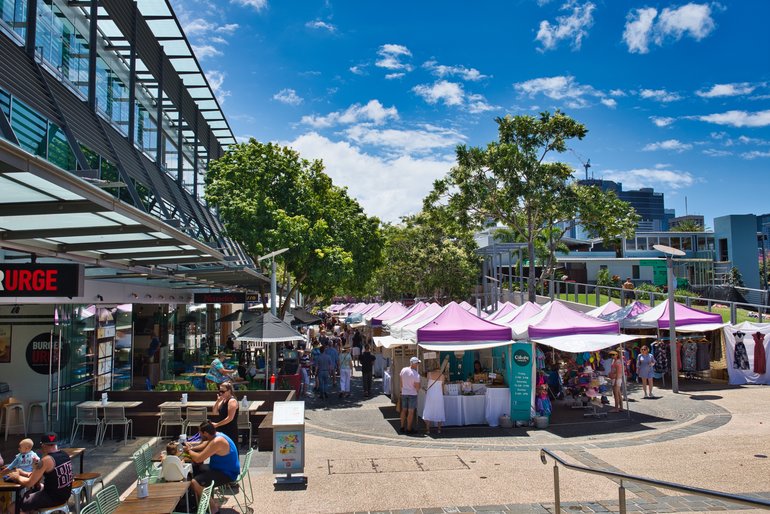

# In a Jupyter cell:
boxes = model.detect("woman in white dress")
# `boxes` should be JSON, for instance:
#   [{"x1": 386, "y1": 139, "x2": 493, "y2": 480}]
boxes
[{"x1": 422, "y1": 363, "x2": 445, "y2": 435}]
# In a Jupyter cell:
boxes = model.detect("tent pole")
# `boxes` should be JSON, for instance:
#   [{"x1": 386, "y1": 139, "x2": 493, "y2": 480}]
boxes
[{"x1": 622, "y1": 342, "x2": 630, "y2": 419}]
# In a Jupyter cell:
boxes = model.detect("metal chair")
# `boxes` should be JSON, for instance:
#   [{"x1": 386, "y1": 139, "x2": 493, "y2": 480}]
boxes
[
  {"x1": 141, "y1": 444, "x2": 162, "y2": 480},
  {"x1": 70, "y1": 479, "x2": 86, "y2": 514},
  {"x1": 74, "y1": 472, "x2": 104, "y2": 503},
  {"x1": 174, "y1": 482, "x2": 212, "y2": 514},
  {"x1": 94, "y1": 485, "x2": 121, "y2": 514},
  {"x1": 214, "y1": 448, "x2": 253, "y2": 514},
  {"x1": 37, "y1": 503, "x2": 69, "y2": 514},
  {"x1": 70, "y1": 406, "x2": 102, "y2": 444},
  {"x1": 98, "y1": 406, "x2": 132, "y2": 445},
  {"x1": 1, "y1": 402, "x2": 26, "y2": 441},
  {"x1": 157, "y1": 406, "x2": 185, "y2": 439},
  {"x1": 79, "y1": 500, "x2": 100, "y2": 514},
  {"x1": 237, "y1": 409, "x2": 252, "y2": 448},
  {"x1": 183, "y1": 406, "x2": 208, "y2": 436},
  {"x1": 27, "y1": 400, "x2": 48, "y2": 433}
]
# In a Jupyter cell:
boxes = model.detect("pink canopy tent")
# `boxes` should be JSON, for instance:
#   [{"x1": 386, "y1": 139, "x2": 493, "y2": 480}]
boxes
[
  {"x1": 459, "y1": 301, "x2": 475, "y2": 312},
  {"x1": 586, "y1": 301, "x2": 622, "y2": 318},
  {"x1": 371, "y1": 303, "x2": 408, "y2": 326},
  {"x1": 495, "y1": 301, "x2": 542, "y2": 326},
  {"x1": 416, "y1": 302, "x2": 512, "y2": 342},
  {"x1": 382, "y1": 302, "x2": 428, "y2": 329},
  {"x1": 487, "y1": 302, "x2": 518, "y2": 321},
  {"x1": 624, "y1": 299, "x2": 723, "y2": 329},
  {"x1": 528, "y1": 301, "x2": 619, "y2": 338},
  {"x1": 364, "y1": 302, "x2": 393, "y2": 320},
  {"x1": 392, "y1": 303, "x2": 445, "y2": 340},
  {"x1": 356, "y1": 303, "x2": 382, "y2": 316}
]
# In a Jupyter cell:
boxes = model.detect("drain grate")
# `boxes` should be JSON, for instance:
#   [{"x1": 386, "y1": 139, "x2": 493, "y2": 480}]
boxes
[{"x1": 328, "y1": 455, "x2": 470, "y2": 475}]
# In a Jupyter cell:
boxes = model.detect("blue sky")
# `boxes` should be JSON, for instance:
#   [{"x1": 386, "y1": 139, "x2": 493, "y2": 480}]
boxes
[{"x1": 170, "y1": 0, "x2": 770, "y2": 225}]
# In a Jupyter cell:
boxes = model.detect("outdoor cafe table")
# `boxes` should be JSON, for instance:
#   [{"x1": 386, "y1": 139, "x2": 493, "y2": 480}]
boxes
[
  {"x1": 0, "y1": 481, "x2": 22, "y2": 514},
  {"x1": 114, "y1": 481, "x2": 190, "y2": 514},
  {"x1": 77, "y1": 401, "x2": 143, "y2": 409},
  {"x1": 159, "y1": 400, "x2": 264, "y2": 412},
  {"x1": 62, "y1": 446, "x2": 86, "y2": 473}
]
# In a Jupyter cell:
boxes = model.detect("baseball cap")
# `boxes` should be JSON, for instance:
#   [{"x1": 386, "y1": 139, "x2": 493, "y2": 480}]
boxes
[
  {"x1": 410, "y1": 356, "x2": 421, "y2": 364},
  {"x1": 40, "y1": 432, "x2": 58, "y2": 445}
]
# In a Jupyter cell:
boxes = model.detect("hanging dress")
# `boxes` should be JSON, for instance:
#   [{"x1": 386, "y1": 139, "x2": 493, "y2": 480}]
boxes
[
  {"x1": 734, "y1": 334, "x2": 750, "y2": 370},
  {"x1": 753, "y1": 332, "x2": 767, "y2": 374},
  {"x1": 682, "y1": 342, "x2": 698, "y2": 372}
]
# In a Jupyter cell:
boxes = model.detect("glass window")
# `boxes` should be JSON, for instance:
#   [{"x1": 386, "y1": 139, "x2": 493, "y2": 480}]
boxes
[
  {"x1": 0, "y1": 0, "x2": 27, "y2": 40},
  {"x1": 625, "y1": 237, "x2": 636, "y2": 251},
  {"x1": 682, "y1": 236, "x2": 692, "y2": 251},
  {"x1": 0, "y1": 87, "x2": 9, "y2": 118},
  {"x1": 47, "y1": 123, "x2": 76, "y2": 170},
  {"x1": 80, "y1": 143, "x2": 100, "y2": 170},
  {"x1": 11, "y1": 97, "x2": 47, "y2": 157},
  {"x1": 632, "y1": 265, "x2": 640, "y2": 279}
]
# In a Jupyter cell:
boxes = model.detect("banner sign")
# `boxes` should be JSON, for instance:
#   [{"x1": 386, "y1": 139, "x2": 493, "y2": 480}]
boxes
[
  {"x1": 25, "y1": 332, "x2": 70, "y2": 375},
  {"x1": 0, "y1": 264, "x2": 83, "y2": 297},
  {"x1": 508, "y1": 342, "x2": 534, "y2": 422},
  {"x1": 193, "y1": 292, "x2": 246, "y2": 304},
  {"x1": 245, "y1": 293, "x2": 261, "y2": 302}
]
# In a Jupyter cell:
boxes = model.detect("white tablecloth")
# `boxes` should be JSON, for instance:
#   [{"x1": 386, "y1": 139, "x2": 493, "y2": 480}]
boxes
[
  {"x1": 382, "y1": 370, "x2": 391, "y2": 396},
  {"x1": 461, "y1": 394, "x2": 486, "y2": 425},
  {"x1": 484, "y1": 387, "x2": 511, "y2": 426},
  {"x1": 443, "y1": 395, "x2": 464, "y2": 426},
  {"x1": 374, "y1": 354, "x2": 388, "y2": 377}
]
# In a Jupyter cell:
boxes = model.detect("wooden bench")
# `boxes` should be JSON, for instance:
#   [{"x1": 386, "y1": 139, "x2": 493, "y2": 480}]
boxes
[{"x1": 257, "y1": 412, "x2": 273, "y2": 451}]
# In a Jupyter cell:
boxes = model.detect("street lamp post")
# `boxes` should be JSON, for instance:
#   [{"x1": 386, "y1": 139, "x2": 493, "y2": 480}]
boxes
[
  {"x1": 258, "y1": 248, "x2": 289, "y2": 377},
  {"x1": 653, "y1": 244, "x2": 685, "y2": 394}
]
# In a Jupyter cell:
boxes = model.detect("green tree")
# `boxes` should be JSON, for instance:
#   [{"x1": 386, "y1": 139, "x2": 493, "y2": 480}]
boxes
[
  {"x1": 205, "y1": 139, "x2": 384, "y2": 315},
  {"x1": 669, "y1": 219, "x2": 704, "y2": 232},
  {"x1": 724, "y1": 266, "x2": 745, "y2": 288},
  {"x1": 375, "y1": 211, "x2": 479, "y2": 302},
  {"x1": 425, "y1": 112, "x2": 638, "y2": 302}
]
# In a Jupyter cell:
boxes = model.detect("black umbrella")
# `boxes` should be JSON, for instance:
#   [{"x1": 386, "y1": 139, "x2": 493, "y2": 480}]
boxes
[
  {"x1": 233, "y1": 312, "x2": 304, "y2": 347},
  {"x1": 290, "y1": 307, "x2": 322, "y2": 326},
  {"x1": 215, "y1": 309, "x2": 262, "y2": 323}
]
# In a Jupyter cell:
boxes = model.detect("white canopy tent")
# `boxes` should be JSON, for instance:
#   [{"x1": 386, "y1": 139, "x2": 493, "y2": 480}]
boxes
[{"x1": 531, "y1": 333, "x2": 653, "y2": 353}]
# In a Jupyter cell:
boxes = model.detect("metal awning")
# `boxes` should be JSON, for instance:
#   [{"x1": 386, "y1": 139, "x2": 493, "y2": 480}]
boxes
[
  {"x1": 0, "y1": 139, "x2": 223, "y2": 274},
  {"x1": 180, "y1": 267, "x2": 269, "y2": 290}
]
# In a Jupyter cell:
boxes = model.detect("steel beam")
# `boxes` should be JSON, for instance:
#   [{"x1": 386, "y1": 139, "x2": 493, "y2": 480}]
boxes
[
  {"x1": 127, "y1": 2, "x2": 137, "y2": 144},
  {"x1": 1, "y1": 224, "x2": 150, "y2": 241},
  {"x1": 61, "y1": 238, "x2": 179, "y2": 252},
  {"x1": 25, "y1": 0, "x2": 37, "y2": 58},
  {"x1": 0, "y1": 200, "x2": 108, "y2": 216},
  {"x1": 87, "y1": 0, "x2": 98, "y2": 110}
]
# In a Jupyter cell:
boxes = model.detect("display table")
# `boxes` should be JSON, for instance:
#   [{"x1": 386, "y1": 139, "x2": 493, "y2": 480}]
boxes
[
  {"x1": 484, "y1": 387, "x2": 511, "y2": 426},
  {"x1": 374, "y1": 354, "x2": 388, "y2": 377},
  {"x1": 461, "y1": 394, "x2": 486, "y2": 425},
  {"x1": 382, "y1": 369, "x2": 391, "y2": 396},
  {"x1": 443, "y1": 395, "x2": 464, "y2": 426}
]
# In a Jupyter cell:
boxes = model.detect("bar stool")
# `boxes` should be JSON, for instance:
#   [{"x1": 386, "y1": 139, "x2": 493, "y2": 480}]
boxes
[
  {"x1": 27, "y1": 400, "x2": 48, "y2": 433},
  {"x1": 74, "y1": 472, "x2": 104, "y2": 503},
  {"x1": 70, "y1": 479, "x2": 85, "y2": 514},
  {"x1": 37, "y1": 503, "x2": 70, "y2": 514},
  {"x1": 1, "y1": 402, "x2": 26, "y2": 440}
]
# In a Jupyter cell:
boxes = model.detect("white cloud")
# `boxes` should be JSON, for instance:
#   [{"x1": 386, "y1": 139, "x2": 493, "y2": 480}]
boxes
[
  {"x1": 623, "y1": 3, "x2": 717, "y2": 53},
  {"x1": 285, "y1": 132, "x2": 455, "y2": 222},
  {"x1": 305, "y1": 20, "x2": 336, "y2": 32},
  {"x1": 272, "y1": 88, "x2": 303, "y2": 106},
  {"x1": 694, "y1": 109, "x2": 770, "y2": 128},
  {"x1": 423, "y1": 60, "x2": 488, "y2": 81},
  {"x1": 536, "y1": 1, "x2": 595, "y2": 51},
  {"x1": 643, "y1": 139, "x2": 692, "y2": 152},
  {"x1": 349, "y1": 65, "x2": 366, "y2": 75},
  {"x1": 344, "y1": 124, "x2": 466, "y2": 154},
  {"x1": 602, "y1": 166, "x2": 695, "y2": 190},
  {"x1": 609, "y1": 89, "x2": 626, "y2": 97},
  {"x1": 375, "y1": 44, "x2": 413, "y2": 71},
  {"x1": 696, "y1": 82, "x2": 757, "y2": 98},
  {"x1": 741, "y1": 150, "x2": 770, "y2": 159},
  {"x1": 192, "y1": 44, "x2": 223, "y2": 59},
  {"x1": 231, "y1": 0, "x2": 267, "y2": 11},
  {"x1": 413, "y1": 80, "x2": 465, "y2": 107},
  {"x1": 600, "y1": 98, "x2": 617, "y2": 108},
  {"x1": 738, "y1": 135, "x2": 770, "y2": 146},
  {"x1": 639, "y1": 88, "x2": 682, "y2": 102},
  {"x1": 385, "y1": 73, "x2": 405, "y2": 80},
  {"x1": 300, "y1": 100, "x2": 399, "y2": 128},
  {"x1": 623, "y1": 7, "x2": 657, "y2": 53},
  {"x1": 703, "y1": 148, "x2": 733, "y2": 157},
  {"x1": 205, "y1": 70, "x2": 230, "y2": 104},
  {"x1": 650, "y1": 116, "x2": 675, "y2": 127},
  {"x1": 513, "y1": 75, "x2": 613, "y2": 109},
  {"x1": 467, "y1": 94, "x2": 496, "y2": 113}
]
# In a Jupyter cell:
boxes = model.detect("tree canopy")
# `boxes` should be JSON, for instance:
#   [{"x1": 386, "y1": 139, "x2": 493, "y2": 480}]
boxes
[
  {"x1": 205, "y1": 139, "x2": 383, "y2": 314},
  {"x1": 669, "y1": 219, "x2": 705, "y2": 232},
  {"x1": 425, "y1": 112, "x2": 638, "y2": 301}
]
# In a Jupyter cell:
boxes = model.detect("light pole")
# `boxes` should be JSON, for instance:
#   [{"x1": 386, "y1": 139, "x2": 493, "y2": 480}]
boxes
[
  {"x1": 258, "y1": 247, "x2": 289, "y2": 377},
  {"x1": 653, "y1": 244, "x2": 685, "y2": 393}
]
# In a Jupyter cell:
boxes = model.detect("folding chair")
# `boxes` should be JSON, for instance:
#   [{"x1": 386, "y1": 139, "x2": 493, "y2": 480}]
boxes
[
  {"x1": 99, "y1": 407, "x2": 132, "y2": 445},
  {"x1": 70, "y1": 406, "x2": 103, "y2": 444},
  {"x1": 95, "y1": 485, "x2": 121, "y2": 514},
  {"x1": 214, "y1": 448, "x2": 253, "y2": 514},
  {"x1": 157, "y1": 406, "x2": 185, "y2": 439},
  {"x1": 184, "y1": 406, "x2": 208, "y2": 436}
]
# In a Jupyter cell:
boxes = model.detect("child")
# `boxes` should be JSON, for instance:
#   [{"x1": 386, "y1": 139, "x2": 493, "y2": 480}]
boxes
[
  {"x1": 4, "y1": 439, "x2": 39, "y2": 473},
  {"x1": 160, "y1": 442, "x2": 187, "y2": 482}
]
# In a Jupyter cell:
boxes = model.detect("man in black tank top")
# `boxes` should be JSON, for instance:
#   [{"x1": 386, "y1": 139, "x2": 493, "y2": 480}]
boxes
[{"x1": 8, "y1": 432, "x2": 73, "y2": 513}]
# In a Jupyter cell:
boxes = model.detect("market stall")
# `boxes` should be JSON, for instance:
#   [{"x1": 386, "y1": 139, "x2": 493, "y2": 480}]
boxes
[
  {"x1": 722, "y1": 322, "x2": 770, "y2": 385},
  {"x1": 486, "y1": 302, "x2": 518, "y2": 321},
  {"x1": 586, "y1": 301, "x2": 622, "y2": 318}
]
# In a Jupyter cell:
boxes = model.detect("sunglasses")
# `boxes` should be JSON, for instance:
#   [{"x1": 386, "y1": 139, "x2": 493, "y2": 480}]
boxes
[{"x1": 218, "y1": 389, "x2": 228, "y2": 393}]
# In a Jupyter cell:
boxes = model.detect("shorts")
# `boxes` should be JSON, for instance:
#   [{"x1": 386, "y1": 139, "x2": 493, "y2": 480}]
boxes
[
  {"x1": 194, "y1": 466, "x2": 236, "y2": 488},
  {"x1": 351, "y1": 347, "x2": 361, "y2": 358},
  {"x1": 21, "y1": 488, "x2": 70, "y2": 511},
  {"x1": 400, "y1": 394, "x2": 417, "y2": 410}
]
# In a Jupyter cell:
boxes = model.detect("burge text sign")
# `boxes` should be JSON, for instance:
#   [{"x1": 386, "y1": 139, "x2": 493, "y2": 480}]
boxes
[{"x1": 0, "y1": 263, "x2": 84, "y2": 297}]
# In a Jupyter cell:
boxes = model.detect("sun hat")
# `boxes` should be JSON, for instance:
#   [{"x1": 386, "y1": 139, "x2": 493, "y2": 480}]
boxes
[{"x1": 409, "y1": 356, "x2": 421, "y2": 364}]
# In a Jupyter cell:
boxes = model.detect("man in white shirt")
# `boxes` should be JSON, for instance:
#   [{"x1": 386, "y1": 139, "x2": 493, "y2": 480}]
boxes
[{"x1": 399, "y1": 356, "x2": 422, "y2": 434}]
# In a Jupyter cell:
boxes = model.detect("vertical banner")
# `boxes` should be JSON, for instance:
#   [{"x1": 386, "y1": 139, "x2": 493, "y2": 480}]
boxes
[{"x1": 509, "y1": 341, "x2": 534, "y2": 422}]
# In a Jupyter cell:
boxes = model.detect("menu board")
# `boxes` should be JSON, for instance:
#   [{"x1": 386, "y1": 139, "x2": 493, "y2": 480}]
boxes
[{"x1": 509, "y1": 342, "x2": 533, "y2": 422}]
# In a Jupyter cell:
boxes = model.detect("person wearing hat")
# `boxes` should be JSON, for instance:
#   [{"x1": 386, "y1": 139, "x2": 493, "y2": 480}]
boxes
[
  {"x1": 607, "y1": 350, "x2": 624, "y2": 412},
  {"x1": 8, "y1": 433, "x2": 73, "y2": 514},
  {"x1": 399, "y1": 356, "x2": 422, "y2": 434}
]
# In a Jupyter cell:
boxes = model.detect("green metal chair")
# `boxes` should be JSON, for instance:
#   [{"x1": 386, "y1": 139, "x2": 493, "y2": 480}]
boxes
[
  {"x1": 174, "y1": 482, "x2": 213, "y2": 514},
  {"x1": 80, "y1": 500, "x2": 100, "y2": 514},
  {"x1": 94, "y1": 485, "x2": 121, "y2": 514},
  {"x1": 214, "y1": 448, "x2": 253, "y2": 514}
]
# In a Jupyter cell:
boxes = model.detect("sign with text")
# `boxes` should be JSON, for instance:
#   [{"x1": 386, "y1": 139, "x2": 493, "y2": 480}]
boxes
[
  {"x1": 25, "y1": 332, "x2": 70, "y2": 375},
  {"x1": 508, "y1": 342, "x2": 534, "y2": 422},
  {"x1": 273, "y1": 430, "x2": 304, "y2": 472},
  {"x1": 193, "y1": 292, "x2": 246, "y2": 304},
  {"x1": 245, "y1": 293, "x2": 261, "y2": 302},
  {"x1": 0, "y1": 264, "x2": 83, "y2": 297}
]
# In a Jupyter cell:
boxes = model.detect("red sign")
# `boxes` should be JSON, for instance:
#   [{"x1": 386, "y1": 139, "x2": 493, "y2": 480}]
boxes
[
  {"x1": 193, "y1": 292, "x2": 246, "y2": 304},
  {"x1": 0, "y1": 264, "x2": 83, "y2": 297}
]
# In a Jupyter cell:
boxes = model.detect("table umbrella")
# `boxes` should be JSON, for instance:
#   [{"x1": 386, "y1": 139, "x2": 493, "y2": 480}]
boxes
[{"x1": 216, "y1": 309, "x2": 263, "y2": 323}]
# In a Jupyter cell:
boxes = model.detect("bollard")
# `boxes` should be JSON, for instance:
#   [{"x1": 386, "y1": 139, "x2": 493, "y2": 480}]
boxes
[{"x1": 270, "y1": 373, "x2": 276, "y2": 390}]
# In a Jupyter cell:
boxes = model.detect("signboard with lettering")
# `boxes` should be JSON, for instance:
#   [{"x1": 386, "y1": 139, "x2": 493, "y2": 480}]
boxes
[
  {"x1": 193, "y1": 292, "x2": 246, "y2": 304},
  {"x1": 508, "y1": 342, "x2": 534, "y2": 422},
  {"x1": 0, "y1": 264, "x2": 83, "y2": 297},
  {"x1": 25, "y1": 332, "x2": 70, "y2": 375}
]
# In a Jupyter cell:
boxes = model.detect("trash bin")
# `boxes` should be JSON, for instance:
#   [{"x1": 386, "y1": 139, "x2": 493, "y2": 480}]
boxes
[{"x1": 272, "y1": 401, "x2": 307, "y2": 486}]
